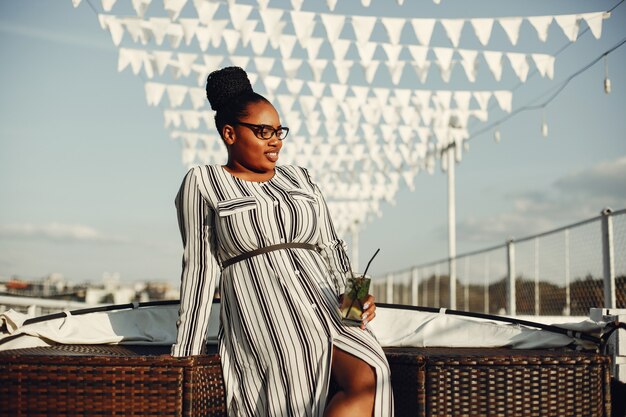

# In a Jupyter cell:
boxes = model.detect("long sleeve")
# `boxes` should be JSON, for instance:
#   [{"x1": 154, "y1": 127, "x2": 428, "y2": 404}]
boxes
[
  {"x1": 303, "y1": 168, "x2": 351, "y2": 297},
  {"x1": 171, "y1": 167, "x2": 220, "y2": 357}
]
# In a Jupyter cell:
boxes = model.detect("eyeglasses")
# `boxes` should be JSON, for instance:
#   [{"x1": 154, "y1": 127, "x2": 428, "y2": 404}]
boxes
[{"x1": 235, "y1": 121, "x2": 289, "y2": 140}]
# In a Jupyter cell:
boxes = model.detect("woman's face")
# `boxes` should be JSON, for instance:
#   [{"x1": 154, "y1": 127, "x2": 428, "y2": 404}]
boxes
[{"x1": 224, "y1": 100, "x2": 283, "y2": 176}]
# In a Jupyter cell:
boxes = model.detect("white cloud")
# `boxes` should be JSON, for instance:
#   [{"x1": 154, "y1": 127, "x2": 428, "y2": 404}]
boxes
[
  {"x1": 0, "y1": 20, "x2": 111, "y2": 51},
  {"x1": 457, "y1": 157, "x2": 626, "y2": 245},
  {"x1": 0, "y1": 222, "x2": 129, "y2": 244}
]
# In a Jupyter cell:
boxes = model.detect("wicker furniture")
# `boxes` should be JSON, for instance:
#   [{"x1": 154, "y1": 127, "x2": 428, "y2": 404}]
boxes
[{"x1": 0, "y1": 345, "x2": 611, "y2": 416}]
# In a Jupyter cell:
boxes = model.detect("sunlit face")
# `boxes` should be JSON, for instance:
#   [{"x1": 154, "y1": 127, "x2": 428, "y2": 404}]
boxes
[{"x1": 223, "y1": 100, "x2": 283, "y2": 178}]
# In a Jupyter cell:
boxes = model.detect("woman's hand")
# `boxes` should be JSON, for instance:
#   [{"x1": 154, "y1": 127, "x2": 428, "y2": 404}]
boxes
[{"x1": 360, "y1": 295, "x2": 376, "y2": 330}]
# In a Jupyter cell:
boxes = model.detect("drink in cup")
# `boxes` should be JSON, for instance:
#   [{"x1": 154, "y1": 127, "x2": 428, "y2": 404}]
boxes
[{"x1": 339, "y1": 274, "x2": 371, "y2": 325}]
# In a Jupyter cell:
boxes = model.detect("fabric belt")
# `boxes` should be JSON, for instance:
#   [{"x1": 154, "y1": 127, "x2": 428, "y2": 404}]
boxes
[{"x1": 221, "y1": 242, "x2": 319, "y2": 269}]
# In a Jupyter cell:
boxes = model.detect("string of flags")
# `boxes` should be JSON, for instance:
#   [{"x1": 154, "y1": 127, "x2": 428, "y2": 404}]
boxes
[{"x1": 72, "y1": 0, "x2": 613, "y2": 235}]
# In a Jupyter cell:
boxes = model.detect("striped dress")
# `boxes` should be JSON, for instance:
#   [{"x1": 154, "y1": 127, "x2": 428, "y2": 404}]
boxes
[{"x1": 171, "y1": 164, "x2": 394, "y2": 417}]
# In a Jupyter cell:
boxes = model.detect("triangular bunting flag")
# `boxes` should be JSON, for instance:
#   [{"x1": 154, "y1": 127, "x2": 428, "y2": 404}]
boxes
[
  {"x1": 351, "y1": 15, "x2": 377, "y2": 44},
  {"x1": 381, "y1": 17, "x2": 405, "y2": 45},
  {"x1": 411, "y1": 18, "x2": 435, "y2": 45},
  {"x1": 531, "y1": 53, "x2": 555, "y2": 79},
  {"x1": 498, "y1": 17, "x2": 523, "y2": 45},
  {"x1": 506, "y1": 52, "x2": 529, "y2": 82},
  {"x1": 483, "y1": 51, "x2": 503, "y2": 81},
  {"x1": 470, "y1": 18, "x2": 493, "y2": 46},
  {"x1": 554, "y1": 14, "x2": 580, "y2": 42},
  {"x1": 441, "y1": 19, "x2": 464, "y2": 48},
  {"x1": 320, "y1": 13, "x2": 345, "y2": 42},
  {"x1": 493, "y1": 90, "x2": 512, "y2": 113},
  {"x1": 527, "y1": 16, "x2": 552, "y2": 42},
  {"x1": 145, "y1": 82, "x2": 166, "y2": 106}
]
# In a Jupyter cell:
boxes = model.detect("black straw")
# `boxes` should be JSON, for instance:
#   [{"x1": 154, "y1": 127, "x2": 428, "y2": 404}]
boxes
[{"x1": 362, "y1": 248, "x2": 380, "y2": 277}]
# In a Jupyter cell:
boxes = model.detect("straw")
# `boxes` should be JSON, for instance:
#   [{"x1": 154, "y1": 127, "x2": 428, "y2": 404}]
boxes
[{"x1": 362, "y1": 248, "x2": 380, "y2": 277}]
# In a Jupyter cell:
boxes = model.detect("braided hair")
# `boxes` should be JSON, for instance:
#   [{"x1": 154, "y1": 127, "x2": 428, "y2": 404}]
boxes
[{"x1": 205, "y1": 66, "x2": 269, "y2": 138}]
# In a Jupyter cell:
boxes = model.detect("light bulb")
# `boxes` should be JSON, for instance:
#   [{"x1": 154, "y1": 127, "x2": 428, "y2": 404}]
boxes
[
  {"x1": 541, "y1": 121, "x2": 548, "y2": 138},
  {"x1": 494, "y1": 129, "x2": 501, "y2": 143},
  {"x1": 604, "y1": 78, "x2": 612, "y2": 94}
]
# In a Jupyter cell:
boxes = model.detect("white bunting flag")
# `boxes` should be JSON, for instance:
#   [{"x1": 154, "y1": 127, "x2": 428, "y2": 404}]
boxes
[
  {"x1": 254, "y1": 56, "x2": 275, "y2": 77},
  {"x1": 286, "y1": 79, "x2": 304, "y2": 95},
  {"x1": 408, "y1": 45, "x2": 429, "y2": 67},
  {"x1": 282, "y1": 58, "x2": 302, "y2": 78},
  {"x1": 387, "y1": 61, "x2": 405, "y2": 85},
  {"x1": 433, "y1": 90, "x2": 452, "y2": 109},
  {"x1": 166, "y1": 84, "x2": 188, "y2": 107},
  {"x1": 493, "y1": 91, "x2": 512, "y2": 113},
  {"x1": 333, "y1": 60, "x2": 353, "y2": 84},
  {"x1": 457, "y1": 49, "x2": 476, "y2": 82},
  {"x1": 291, "y1": 0, "x2": 304, "y2": 11},
  {"x1": 167, "y1": 24, "x2": 184, "y2": 49},
  {"x1": 189, "y1": 87, "x2": 206, "y2": 110},
  {"x1": 229, "y1": 55, "x2": 250, "y2": 70},
  {"x1": 321, "y1": 97, "x2": 339, "y2": 121},
  {"x1": 527, "y1": 16, "x2": 552, "y2": 42},
  {"x1": 263, "y1": 75, "x2": 282, "y2": 96},
  {"x1": 239, "y1": 21, "x2": 258, "y2": 47},
  {"x1": 531, "y1": 53, "x2": 555, "y2": 79},
  {"x1": 413, "y1": 90, "x2": 432, "y2": 109},
  {"x1": 145, "y1": 82, "x2": 166, "y2": 106},
  {"x1": 483, "y1": 50, "x2": 503, "y2": 81},
  {"x1": 326, "y1": 0, "x2": 338, "y2": 11},
  {"x1": 229, "y1": 4, "x2": 253, "y2": 30},
  {"x1": 506, "y1": 52, "x2": 529, "y2": 82},
  {"x1": 131, "y1": 0, "x2": 151, "y2": 18},
  {"x1": 401, "y1": 107, "x2": 419, "y2": 126},
  {"x1": 222, "y1": 29, "x2": 240, "y2": 54},
  {"x1": 433, "y1": 47, "x2": 454, "y2": 82},
  {"x1": 381, "y1": 17, "x2": 405, "y2": 45},
  {"x1": 291, "y1": 11, "x2": 316, "y2": 47},
  {"x1": 393, "y1": 88, "x2": 412, "y2": 108},
  {"x1": 325, "y1": 121, "x2": 340, "y2": 136},
  {"x1": 373, "y1": 88, "x2": 390, "y2": 107},
  {"x1": 351, "y1": 16, "x2": 377, "y2": 44},
  {"x1": 149, "y1": 17, "x2": 171, "y2": 45},
  {"x1": 300, "y1": 96, "x2": 318, "y2": 114},
  {"x1": 194, "y1": 0, "x2": 219, "y2": 26},
  {"x1": 99, "y1": 14, "x2": 124, "y2": 46},
  {"x1": 382, "y1": 44, "x2": 403, "y2": 65},
  {"x1": 150, "y1": 50, "x2": 171, "y2": 75},
  {"x1": 470, "y1": 18, "x2": 494, "y2": 46},
  {"x1": 441, "y1": 19, "x2": 464, "y2": 47},
  {"x1": 554, "y1": 14, "x2": 580, "y2": 42},
  {"x1": 277, "y1": 94, "x2": 295, "y2": 114},
  {"x1": 411, "y1": 18, "x2": 436, "y2": 46},
  {"x1": 279, "y1": 35, "x2": 298, "y2": 59},
  {"x1": 179, "y1": 18, "x2": 199, "y2": 45},
  {"x1": 453, "y1": 91, "x2": 471, "y2": 110},
  {"x1": 361, "y1": 61, "x2": 380, "y2": 83},
  {"x1": 307, "y1": 81, "x2": 326, "y2": 98},
  {"x1": 330, "y1": 39, "x2": 351, "y2": 61},
  {"x1": 164, "y1": 0, "x2": 186, "y2": 20},
  {"x1": 320, "y1": 13, "x2": 345, "y2": 42},
  {"x1": 580, "y1": 12, "x2": 606, "y2": 39},
  {"x1": 330, "y1": 83, "x2": 349, "y2": 101},
  {"x1": 259, "y1": 9, "x2": 285, "y2": 41},
  {"x1": 101, "y1": 0, "x2": 116, "y2": 12},
  {"x1": 498, "y1": 17, "x2": 523, "y2": 45},
  {"x1": 163, "y1": 110, "x2": 181, "y2": 128},
  {"x1": 207, "y1": 20, "x2": 228, "y2": 48},
  {"x1": 176, "y1": 52, "x2": 197, "y2": 77},
  {"x1": 356, "y1": 42, "x2": 377, "y2": 65},
  {"x1": 472, "y1": 91, "x2": 491, "y2": 111},
  {"x1": 309, "y1": 59, "x2": 328, "y2": 82},
  {"x1": 306, "y1": 37, "x2": 325, "y2": 60},
  {"x1": 250, "y1": 32, "x2": 269, "y2": 55}
]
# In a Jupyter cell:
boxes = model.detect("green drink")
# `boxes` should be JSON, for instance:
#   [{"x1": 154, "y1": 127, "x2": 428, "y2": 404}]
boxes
[{"x1": 340, "y1": 274, "x2": 371, "y2": 325}]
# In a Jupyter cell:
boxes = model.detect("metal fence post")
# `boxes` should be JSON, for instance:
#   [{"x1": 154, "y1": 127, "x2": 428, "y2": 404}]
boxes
[
  {"x1": 411, "y1": 267, "x2": 419, "y2": 306},
  {"x1": 564, "y1": 229, "x2": 571, "y2": 315},
  {"x1": 534, "y1": 238, "x2": 540, "y2": 316},
  {"x1": 386, "y1": 273, "x2": 394, "y2": 304},
  {"x1": 507, "y1": 239, "x2": 516, "y2": 316},
  {"x1": 601, "y1": 208, "x2": 616, "y2": 308}
]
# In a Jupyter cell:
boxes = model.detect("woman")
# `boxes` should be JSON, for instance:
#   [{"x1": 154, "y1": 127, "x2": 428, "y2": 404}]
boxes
[{"x1": 172, "y1": 66, "x2": 394, "y2": 417}]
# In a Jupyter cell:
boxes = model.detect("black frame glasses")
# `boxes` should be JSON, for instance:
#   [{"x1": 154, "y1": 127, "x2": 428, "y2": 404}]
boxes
[{"x1": 235, "y1": 121, "x2": 289, "y2": 140}]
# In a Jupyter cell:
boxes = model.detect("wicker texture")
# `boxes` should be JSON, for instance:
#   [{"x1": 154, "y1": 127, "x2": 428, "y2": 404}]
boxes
[
  {"x1": 385, "y1": 347, "x2": 612, "y2": 417},
  {"x1": 0, "y1": 345, "x2": 225, "y2": 417},
  {"x1": 0, "y1": 345, "x2": 611, "y2": 416}
]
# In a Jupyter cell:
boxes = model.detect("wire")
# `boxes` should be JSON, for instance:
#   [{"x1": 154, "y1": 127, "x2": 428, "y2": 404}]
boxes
[{"x1": 468, "y1": 35, "x2": 626, "y2": 140}]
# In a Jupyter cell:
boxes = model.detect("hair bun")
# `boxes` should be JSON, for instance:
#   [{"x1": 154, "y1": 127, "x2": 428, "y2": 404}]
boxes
[{"x1": 205, "y1": 66, "x2": 254, "y2": 111}]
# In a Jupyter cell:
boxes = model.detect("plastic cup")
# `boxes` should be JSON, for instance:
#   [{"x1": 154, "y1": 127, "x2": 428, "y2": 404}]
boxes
[{"x1": 339, "y1": 274, "x2": 371, "y2": 325}]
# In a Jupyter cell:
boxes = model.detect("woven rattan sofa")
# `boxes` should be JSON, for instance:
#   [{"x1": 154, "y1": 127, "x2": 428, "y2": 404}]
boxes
[{"x1": 0, "y1": 344, "x2": 612, "y2": 416}]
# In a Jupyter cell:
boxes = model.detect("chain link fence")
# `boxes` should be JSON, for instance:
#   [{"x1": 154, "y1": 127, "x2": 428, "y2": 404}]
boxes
[{"x1": 373, "y1": 208, "x2": 626, "y2": 316}]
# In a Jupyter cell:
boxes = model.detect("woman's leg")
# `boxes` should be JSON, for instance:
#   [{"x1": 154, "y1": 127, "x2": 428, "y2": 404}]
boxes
[{"x1": 324, "y1": 345, "x2": 376, "y2": 417}]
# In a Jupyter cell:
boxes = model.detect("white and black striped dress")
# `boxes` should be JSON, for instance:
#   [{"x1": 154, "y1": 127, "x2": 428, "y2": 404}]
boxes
[{"x1": 171, "y1": 164, "x2": 394, "y2": 417}]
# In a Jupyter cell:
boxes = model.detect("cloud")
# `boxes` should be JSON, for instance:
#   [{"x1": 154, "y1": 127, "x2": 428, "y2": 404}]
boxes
[
  {"x1": 457, "y1": 157, "x2": 626, "y2": 245},
  {"x1": 0, "y1": 20, "x2": 111, "y2": 51},
  {"x1": 0, "y1": 223, "x2": 129, "y2": 244}
]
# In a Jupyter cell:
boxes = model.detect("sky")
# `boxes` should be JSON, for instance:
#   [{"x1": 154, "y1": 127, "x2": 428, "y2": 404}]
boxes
[{"x1": 1, "y1": 0, "x2": 625, "y2": 286}]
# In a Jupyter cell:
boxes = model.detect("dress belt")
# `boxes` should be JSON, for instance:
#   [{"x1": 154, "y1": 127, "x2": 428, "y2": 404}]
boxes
[{"x1": 221, "y1": 242, "x2": 319, "y2": 269}]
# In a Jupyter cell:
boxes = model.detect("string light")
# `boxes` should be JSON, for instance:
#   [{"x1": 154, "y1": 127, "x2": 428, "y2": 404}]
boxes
[
  {"x1": 604, "y1": 55, "x2": 612, "y2": 94},
  {"x1": 494, "y1": 127, "x2": 501, "y2": 143}
]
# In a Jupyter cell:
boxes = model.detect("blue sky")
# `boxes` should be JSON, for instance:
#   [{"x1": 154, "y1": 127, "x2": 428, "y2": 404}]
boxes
[{"x1": 1, "y1": 0, "x2": 625, "y2": 285}]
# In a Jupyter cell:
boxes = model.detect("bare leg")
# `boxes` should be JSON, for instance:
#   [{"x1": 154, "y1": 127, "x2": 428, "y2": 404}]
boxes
[{"x1": 324, "y1": 345, "x2": 376, "y2": 417}]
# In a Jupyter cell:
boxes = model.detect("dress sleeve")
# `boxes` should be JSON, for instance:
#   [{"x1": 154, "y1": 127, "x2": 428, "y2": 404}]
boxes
[
  {"x1": 302, "y1": 168, "x2": 351, "y2": 297},
  {"x1": 171, "y1": 167, "x2": 220, "y2": 357}
]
